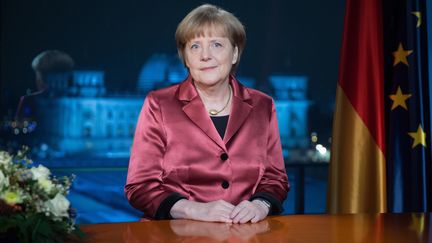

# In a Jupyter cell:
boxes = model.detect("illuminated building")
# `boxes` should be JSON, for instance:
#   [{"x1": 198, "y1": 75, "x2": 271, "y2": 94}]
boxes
[{"x1": 34, "y1": 54, "x2": 310, "y2": 157}]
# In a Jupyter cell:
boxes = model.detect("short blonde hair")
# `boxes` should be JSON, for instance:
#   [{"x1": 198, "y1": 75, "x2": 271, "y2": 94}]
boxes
[{"x1": 175, "y1": 4, "x2": 246, "y2": 73}]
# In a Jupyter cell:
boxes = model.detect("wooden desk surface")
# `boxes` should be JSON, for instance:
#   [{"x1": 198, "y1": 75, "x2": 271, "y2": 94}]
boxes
[{"x1": 79, "y1": 213, "x2": 431, "y2": 242}]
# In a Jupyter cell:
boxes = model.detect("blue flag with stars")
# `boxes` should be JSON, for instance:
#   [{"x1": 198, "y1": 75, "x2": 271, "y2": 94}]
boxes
[{"x1": 384, "y1": 0, "x2": 432, "y2": 212}]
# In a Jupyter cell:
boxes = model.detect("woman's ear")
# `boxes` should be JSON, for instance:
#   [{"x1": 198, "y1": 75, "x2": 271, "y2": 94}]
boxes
[{"x1": 232, "y1": 46, "x2": 239, "y2": 64}]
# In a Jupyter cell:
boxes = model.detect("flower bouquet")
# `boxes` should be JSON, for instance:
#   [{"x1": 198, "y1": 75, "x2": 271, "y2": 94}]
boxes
[{"x1": 0, "y1": 147, "x2": 84, "y2": 242}]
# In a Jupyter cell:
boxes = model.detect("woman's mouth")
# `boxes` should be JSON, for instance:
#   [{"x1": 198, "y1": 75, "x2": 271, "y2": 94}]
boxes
[{"x1": 200, "y1": 66, "x2": 217, "y2": 71}]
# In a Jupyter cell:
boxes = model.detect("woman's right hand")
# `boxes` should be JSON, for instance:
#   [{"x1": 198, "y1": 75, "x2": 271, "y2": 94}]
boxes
[{"x1": 170, "y1": 199, "x2": 235, "y2": 223}]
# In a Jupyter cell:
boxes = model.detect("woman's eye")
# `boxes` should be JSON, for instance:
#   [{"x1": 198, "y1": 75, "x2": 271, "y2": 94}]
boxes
[
  {"x1": 213, "y1": 42, "x2": 223, "y2": 48},
  {"x1": 190, "y1": 44, "x2": 199, "y2": 49}
]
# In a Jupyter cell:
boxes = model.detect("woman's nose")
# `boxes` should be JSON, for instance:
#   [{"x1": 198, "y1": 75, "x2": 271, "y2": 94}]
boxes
[{"x1": 200, "y1": 46, "x2": 211, "y2": 61}]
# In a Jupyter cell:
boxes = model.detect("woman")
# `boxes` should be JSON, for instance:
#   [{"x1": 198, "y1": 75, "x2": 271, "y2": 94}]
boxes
[{"x1": 125, "y1": 4, "x2": 289, "y2": 224}]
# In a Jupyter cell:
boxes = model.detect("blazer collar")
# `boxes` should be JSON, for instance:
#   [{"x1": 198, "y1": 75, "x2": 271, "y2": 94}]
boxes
[
  {"x1": 177, "y1": 75, "x2": 253, "y2": 150},
  {"x1": 177, "y1": 75, "x2": 251, "y2": 102}
]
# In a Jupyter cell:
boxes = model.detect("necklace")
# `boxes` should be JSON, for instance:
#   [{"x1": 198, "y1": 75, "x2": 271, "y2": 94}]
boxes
[{"x1": 208, "y1": 85, "x2": 232, "y2": 116}]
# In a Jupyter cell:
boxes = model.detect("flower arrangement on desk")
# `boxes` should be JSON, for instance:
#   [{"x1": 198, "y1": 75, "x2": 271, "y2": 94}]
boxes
[{"x1": 0, "y1": 147, "x2": 83, "y2": 243}]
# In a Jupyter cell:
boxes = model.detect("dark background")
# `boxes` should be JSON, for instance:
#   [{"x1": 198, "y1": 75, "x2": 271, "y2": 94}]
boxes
[
  {"x1": 1, "y1": 0, "x2": 344, "y2": 131},
  {"x1": 0, "y1": 0, "x2": 346, "y2": 223}
]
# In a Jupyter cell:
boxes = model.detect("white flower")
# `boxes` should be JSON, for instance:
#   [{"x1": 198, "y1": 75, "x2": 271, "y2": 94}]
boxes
[
  {"x1": 44, "y1": 193, "x2": 70, "y2": 219},
  {"x1": 0, "y1": 170, "x2": 9, "y2": 189},
  {"x1": 31, "y1": 165, "x2": 51, "y2": 180},
  {"x1": 0, "y1": 151, "x2": 12, "y2": 165},
  {"x1": 38, "y1": 178, "x2": 54, "y2": 193}
]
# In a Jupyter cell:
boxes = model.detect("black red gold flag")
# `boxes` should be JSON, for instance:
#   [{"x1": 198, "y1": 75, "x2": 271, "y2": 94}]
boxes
[{"x1": 328, "y1": 0, "x2": 431, "y2": 213}]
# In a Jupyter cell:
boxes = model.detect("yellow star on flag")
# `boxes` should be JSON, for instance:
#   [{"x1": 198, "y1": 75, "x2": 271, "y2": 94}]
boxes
[
  {"x1": 411, "y1": 11, "x2": 422, "y2": 28},
  {"x1": 389, "y1": 86, "x2": 412, "y2": 110},
  {"x1": 409, "y1": 214, "x2": 424, "y2": 237},
  {"x1": 393, "y1": 43, "x2": 413, "y2": 66},
  {"x1": 408, "y1": 124, "x2": 427, "y2": 148}
]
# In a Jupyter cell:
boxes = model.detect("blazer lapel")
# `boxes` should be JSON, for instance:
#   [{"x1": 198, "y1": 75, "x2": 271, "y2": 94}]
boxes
[
  {"x1": 178, "y1": 76, "x2": 226, "y2": 150},
  {"x1": 224, "y1": 77, "x2": 253, "y2": 144}
]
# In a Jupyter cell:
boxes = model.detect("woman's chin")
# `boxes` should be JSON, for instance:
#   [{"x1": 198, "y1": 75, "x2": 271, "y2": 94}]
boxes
[{"x1": 194, "y1": 75, "x2": 229, "y2": 87}]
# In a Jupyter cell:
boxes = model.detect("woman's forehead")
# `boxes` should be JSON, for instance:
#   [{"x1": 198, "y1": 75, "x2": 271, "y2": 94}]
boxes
[{"x1": 188, "y1": 24, "x2": 228, "y2": 40}]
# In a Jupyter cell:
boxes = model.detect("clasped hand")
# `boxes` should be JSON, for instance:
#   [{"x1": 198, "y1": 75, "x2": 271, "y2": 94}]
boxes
[{"x1": 171, "y1": 199, "x2": 269, "y2": 224}]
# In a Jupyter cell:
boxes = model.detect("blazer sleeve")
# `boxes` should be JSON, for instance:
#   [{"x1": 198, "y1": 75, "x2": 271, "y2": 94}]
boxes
[
  {"x1": 250, "y1": 99, "x2": 289, "y2": 214},
  {"x1": 124, "y1": 92, "x2": 184, "y2": 218}
]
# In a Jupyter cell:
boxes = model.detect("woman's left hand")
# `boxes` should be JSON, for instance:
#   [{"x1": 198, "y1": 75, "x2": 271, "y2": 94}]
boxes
[{"x1": 230, "y1": 200, "x2": 269, "y2": 224}]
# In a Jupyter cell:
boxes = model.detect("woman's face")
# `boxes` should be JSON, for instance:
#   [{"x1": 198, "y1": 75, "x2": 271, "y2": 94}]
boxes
[{"x1": 184, "y1": 26, "x2": 238, "y2": 88}]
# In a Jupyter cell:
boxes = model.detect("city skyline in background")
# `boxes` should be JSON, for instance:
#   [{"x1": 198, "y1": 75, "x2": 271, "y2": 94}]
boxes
[{"x1": 1, "y1": 1, "x2": 344, "y2": 124}]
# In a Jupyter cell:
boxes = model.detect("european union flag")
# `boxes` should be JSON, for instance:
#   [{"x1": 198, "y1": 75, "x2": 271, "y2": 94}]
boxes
[{"x1": 384, "y1": 0, "x2": 432, "y2": 212}]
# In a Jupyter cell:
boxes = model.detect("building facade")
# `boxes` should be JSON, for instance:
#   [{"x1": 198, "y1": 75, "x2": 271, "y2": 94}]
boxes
[{"x1": 35, "y1": 55, "x2": 310, "y2": 157}]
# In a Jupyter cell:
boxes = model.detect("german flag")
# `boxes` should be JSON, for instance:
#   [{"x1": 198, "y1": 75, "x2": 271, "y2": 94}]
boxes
[
  {"x1": 327, "y1": 0, "x2": 387, "y2": 214},
  {"x1": 327, "y1": 0, "x2": 431, "y2": 213}
]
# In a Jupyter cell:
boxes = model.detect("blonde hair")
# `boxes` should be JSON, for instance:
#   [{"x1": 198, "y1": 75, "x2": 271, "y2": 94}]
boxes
[{"x1": 175, "y1": 4, "x2": 246, "y2": 73}]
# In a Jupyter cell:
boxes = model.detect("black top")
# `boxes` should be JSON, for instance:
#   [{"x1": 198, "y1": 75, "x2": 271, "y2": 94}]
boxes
[{"x1": 210, "y1": 115, "x2": 229, "y2": 139}]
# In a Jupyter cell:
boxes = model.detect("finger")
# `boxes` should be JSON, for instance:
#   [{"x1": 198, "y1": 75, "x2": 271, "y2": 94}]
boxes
[
  {"x1": 216, "y1": 200, "x2": 235, "y2": 212},
  {"x1": 205, "y1": 208, "x2": 231, "y2": 222},
  {"x1": 250, "y1": 213, "x2": 261, "y2": 223},
  {"x1": 205, "y1": 210, "x2": 232, "y2": 223},
  {"x1": 230, "y1": 204, "x2": 245, "y2": 219},
  {"x1": 233, "y1": 207, "x2": 250, "y2": 223},
  {"x1": 209, "y1": 202, "x2": 234, "y2": 218},
  {"x1": 239, "y1": 210, "x2": 255, "y2": 224},
  {"x1": 252, "y1": 200, "x2": 269, "y2": 216},
  {"x1": 230, "y1": 206, "x2": 241, "y2": 219},
  {"x1": 221, "y1": 202, "x2": 235, "y2": 211},
  {"x1": 211, "y1": 207, "x2": 234, "y2": 222},
  {"x1": 219, "y1": 203, "x2": 237, "y2": 215},
  {"x1": 218, "y1": 215, "x2": 233, "y2": 223},
  {"x1": 230, "y1": 200, "x2": 249, "y2": 218},
  {"x1": 209, "y1": 208, "x2": 232, "y2": 221},
  {"x1": 222, "y1": 204, "x2": 235, "y2": 212}
]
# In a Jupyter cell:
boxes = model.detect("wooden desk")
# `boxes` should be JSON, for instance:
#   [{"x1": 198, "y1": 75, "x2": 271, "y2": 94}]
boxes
[{"x1": 80, "y1": 213, "x2": 431, "y2": 242}]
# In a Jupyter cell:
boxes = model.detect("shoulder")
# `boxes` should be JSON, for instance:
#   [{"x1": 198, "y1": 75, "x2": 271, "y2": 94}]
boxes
[
  {"x1": 145, "y1": 84, "x2": 180, "y2": 104},
  {"x1": 140, "y1": 84, "x2": 181, "y2": 114},
  {"x1": 148, "y1": 84, "x2": 179, "y2": 99},
  {"x1": 247, "y1": 87, "x2": 273, "y2": 101},
  {"x1": 240, "y1": 85, "x2": 275, "y2": 108}
]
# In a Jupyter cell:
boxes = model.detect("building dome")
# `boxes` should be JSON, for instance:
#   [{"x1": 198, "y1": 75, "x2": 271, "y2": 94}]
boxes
[{"x1": 137, "y1": 54, "x2": 187, "y2": 92}]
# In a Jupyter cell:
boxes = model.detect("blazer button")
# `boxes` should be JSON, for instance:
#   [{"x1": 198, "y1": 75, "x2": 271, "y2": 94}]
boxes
[
  {"x1": 221, "y1": 180, "x2": 229, "y2": 189},
  {"x1": 220, "y1": 153, "x2": 228, "y2": 161}
]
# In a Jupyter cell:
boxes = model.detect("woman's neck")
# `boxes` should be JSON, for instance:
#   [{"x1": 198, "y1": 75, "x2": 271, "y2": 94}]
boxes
[
  {"x1": 194, "y1": 80, "x2": 230, "y2": 102},
  {"x1": 194, "y1": 79, "x2": 232, "y2": 116}
]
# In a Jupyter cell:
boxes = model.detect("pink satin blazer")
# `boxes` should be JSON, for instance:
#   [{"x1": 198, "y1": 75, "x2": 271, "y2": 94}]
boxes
[{"x1": 125, "y1": 75, "x2": 289, "y2": 218}]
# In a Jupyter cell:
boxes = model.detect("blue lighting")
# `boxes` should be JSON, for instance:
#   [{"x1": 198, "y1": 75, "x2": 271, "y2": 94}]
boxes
[
  {"x1": 25, "y1": 54, "x2": 313, "y2": 224},
  {"x1": 137, "y1": 54, "x2": 188, "y2": 92}
]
